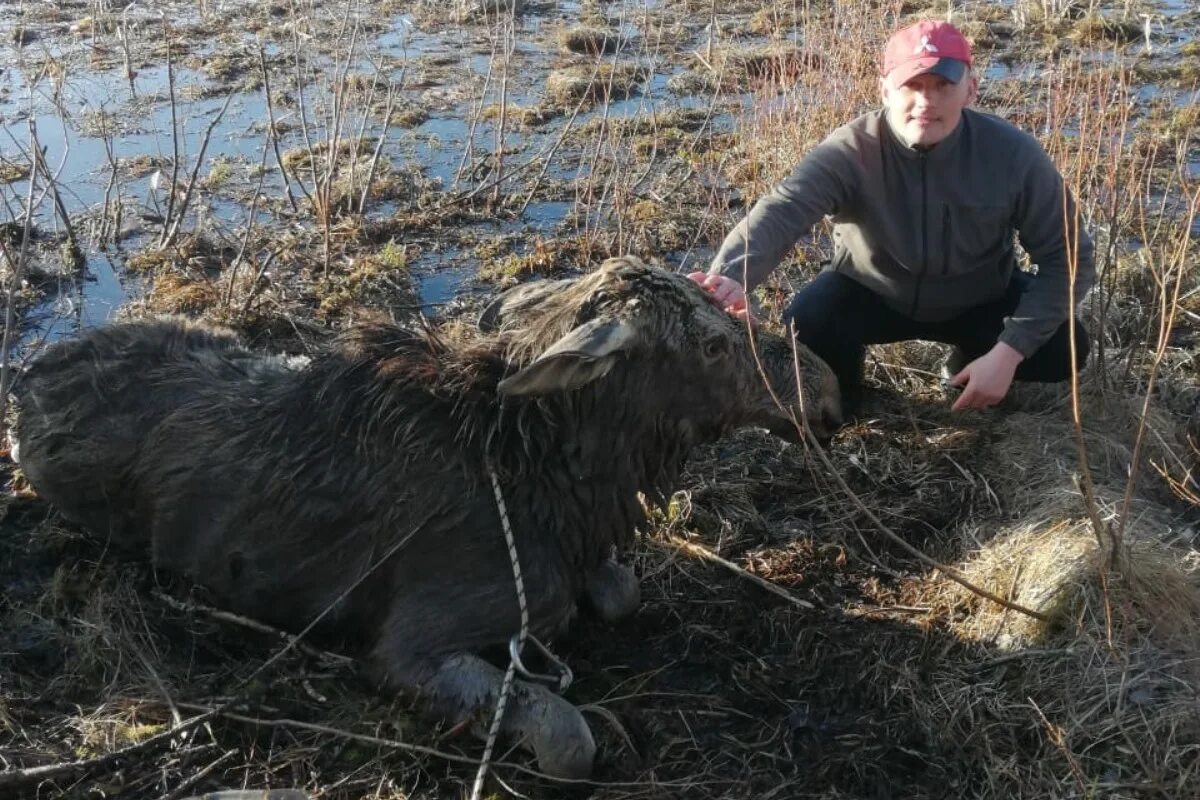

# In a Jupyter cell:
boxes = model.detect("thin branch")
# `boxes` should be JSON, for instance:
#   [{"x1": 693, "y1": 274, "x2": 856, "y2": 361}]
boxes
[
  {"x1": 152, "y1": 591, "x2": 353, "y2": 667},
  {"x1": 664, "y1": 535, "x2": 816, "y2": 610},
  {"x1": 162, "y1": 19, "x2": 181, "y2": 243},
  {"x1": 357, "y1": 80, "x2": 397, "y2": 213},
  {"x1": 0, "y1": 116, "x2": 40, "y2": 436},
  {"x1": 170, "y1": 702, "x2": 726, "y2": 790},
  {"x1": 0, "y1": 708, "x2": 221, "y2": 792},
  {"x1": 224, "y1": 132, "x2": 273, "y2": 308},
  {"x1": 257, "y1": 40, "x2": 302, "y2": 212},
  {"x1": 161, "y1": 90, "x2": 236, "y2": 249},
  {"x1": 156, "y1": 749, "x2": 238, "y2": 800}
]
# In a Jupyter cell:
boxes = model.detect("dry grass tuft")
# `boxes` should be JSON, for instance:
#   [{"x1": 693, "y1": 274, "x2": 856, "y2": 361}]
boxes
[
  {"x1": 544, "y1": 63, "x2": 648, "y2": 110},
  {"x1": 559, "y1": 25, "x2": 621, "y2": 55},
  {"x1": 930, "y1": 517, "x2": 1200, "y2": 649},
  {"x1": 716, "y1": 44, "x2": 822, "y2": 88}
]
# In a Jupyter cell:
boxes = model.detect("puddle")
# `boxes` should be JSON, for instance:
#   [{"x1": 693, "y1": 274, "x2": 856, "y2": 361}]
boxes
[{"x1": 416, "y1": 260, "x2": 479, "y2": 307}]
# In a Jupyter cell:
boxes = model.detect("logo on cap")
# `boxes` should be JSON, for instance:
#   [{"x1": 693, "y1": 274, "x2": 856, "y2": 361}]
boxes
[{"x1": 913, "y1": 35, "x2": 939, "y2": 55}]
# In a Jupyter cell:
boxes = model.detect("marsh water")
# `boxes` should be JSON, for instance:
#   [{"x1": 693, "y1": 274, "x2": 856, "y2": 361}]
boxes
[{"x1": 1, "y1": 0, "x2": 1198, "y2": 345}]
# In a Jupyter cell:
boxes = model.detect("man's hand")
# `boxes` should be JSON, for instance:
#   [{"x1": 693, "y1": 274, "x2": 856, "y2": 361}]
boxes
[
  {"x1": 950, "y1": 342, "x2": 1024, "y2": 411},
  {"x1": 687, "y1": 272, "x2": 756, "y2": 323}
]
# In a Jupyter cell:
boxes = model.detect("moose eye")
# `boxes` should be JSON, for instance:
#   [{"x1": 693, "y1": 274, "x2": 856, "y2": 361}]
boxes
[
  {"x1": 576, "y1": 291, "x2": 610, "y2": 322},
  {"x1": 702, "y1": 335, "x2": 728, "y2": 360}
]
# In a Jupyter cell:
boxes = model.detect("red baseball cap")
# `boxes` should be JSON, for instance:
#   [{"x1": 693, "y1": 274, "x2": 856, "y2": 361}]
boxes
[{"x1": 881, "y1": 20, "x2": 973, "y2": 89}]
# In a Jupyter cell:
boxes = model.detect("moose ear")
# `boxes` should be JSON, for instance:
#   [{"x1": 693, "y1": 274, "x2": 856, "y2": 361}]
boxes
[
  {"x1": 477, "y1": 278, "x2": 575, "y2": 332},
  {"x1": 498, "y1": 317, "x2": 637, "y2": 396}
]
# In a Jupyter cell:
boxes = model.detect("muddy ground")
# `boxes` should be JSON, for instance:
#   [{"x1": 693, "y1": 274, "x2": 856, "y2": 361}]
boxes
[{"x1": 1, "y1": 0, "x2": 1199, "y2": 798}]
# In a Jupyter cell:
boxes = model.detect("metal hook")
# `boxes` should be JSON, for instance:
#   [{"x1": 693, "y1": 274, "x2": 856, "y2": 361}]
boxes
[{"x1": 509, "y1": 633, "x2": 574, "y2": 693}]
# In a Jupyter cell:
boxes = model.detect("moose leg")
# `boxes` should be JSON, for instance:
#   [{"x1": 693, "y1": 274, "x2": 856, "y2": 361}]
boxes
[
  {"x1": 584, "y1": 558, "x2": 640, "y2": 623},
  {"x1": 375, "y1": 651, "x2": 596, "y2": 779}
]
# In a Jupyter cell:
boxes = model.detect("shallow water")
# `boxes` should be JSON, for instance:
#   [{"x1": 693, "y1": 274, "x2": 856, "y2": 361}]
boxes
[
  {"x1": 0, "y1": 0, "x2": 1196, "y2": 343},
  {"x1": 1, "y1": 2, "x2": 744, "y2": 328}
]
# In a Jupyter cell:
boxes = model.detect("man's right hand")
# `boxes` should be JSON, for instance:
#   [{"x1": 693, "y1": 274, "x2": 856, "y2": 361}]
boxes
[{"x1": 687, "y1": 272, "x2": 754, "y2": 322}]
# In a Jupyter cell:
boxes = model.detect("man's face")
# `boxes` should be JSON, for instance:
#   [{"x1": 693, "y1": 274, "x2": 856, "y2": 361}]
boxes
[{"x1": 881, "y1": 70, "x2": 978, "y2": 148}]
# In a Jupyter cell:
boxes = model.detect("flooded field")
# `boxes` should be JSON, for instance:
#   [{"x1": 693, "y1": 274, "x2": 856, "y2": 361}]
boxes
[
  {"x1": 1, "y1": 0, "x2": 788, "y2": 343},
  {"x1": 2, "y1": 0, "x2": 1200, "y2": 798},
  {"x1": 2, "y1": 1, "x2": 1190, "y2": 342}
]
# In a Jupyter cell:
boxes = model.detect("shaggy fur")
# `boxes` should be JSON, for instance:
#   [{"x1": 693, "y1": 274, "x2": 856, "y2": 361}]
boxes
[{"x1": 11, "y1": 256, "x2": 840, "y2": 778}]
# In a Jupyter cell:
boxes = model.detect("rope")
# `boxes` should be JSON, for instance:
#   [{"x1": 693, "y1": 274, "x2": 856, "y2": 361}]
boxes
[{"x1": 469, "y1": 464, "x2": 532, "y2": 800}]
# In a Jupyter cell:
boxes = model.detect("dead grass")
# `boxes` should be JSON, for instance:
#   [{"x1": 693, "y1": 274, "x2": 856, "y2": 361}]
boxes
[
  {"x1": 2, "y1": 0, "x2": 1200, "y2": 797},
  {"x1": 559, "y1": 25, "x2": 622, "y2": 55},
  {"x1": 1068, "y1": 14, "x2": 1144, "y2": 45},
  {"x1": 4, "y1": 285, "x2": 1200, "y2": 799},
  {"x1": 635, "y1": 376, "x2": 1200, "y2": 798},
  {"x1": 715, "y1": 43, "x2": 823, "y2": 89},
  {"x1": 544, "y1": 63, "x2": 649, "y2": 111}
]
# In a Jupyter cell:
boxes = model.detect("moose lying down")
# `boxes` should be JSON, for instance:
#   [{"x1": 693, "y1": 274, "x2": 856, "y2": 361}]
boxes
[{"x1": 12, "y1": 256, "x2": 840, "y2": 779}]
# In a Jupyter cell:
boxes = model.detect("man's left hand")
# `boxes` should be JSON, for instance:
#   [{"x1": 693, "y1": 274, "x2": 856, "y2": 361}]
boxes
[{"x1": 950, "y1": 342, "x2": 1024, "y2": 411}]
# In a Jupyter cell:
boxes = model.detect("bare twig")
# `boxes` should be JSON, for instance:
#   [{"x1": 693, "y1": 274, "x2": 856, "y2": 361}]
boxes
[
  {"x1": 31, "y1": 144, "x2": 77, "y2": 254},
  {"x1": 664, "y1": 535, "x2": 816, "y2": 610},
  {"x1": 162, "y1": 19, "x2": 181, "y2": 242},
  {"x1": 161, "y1": 90, "x2": 235, "y2": 249},
  {"x1": 157, "y1": 749, "x2": 238, "y2": 800},
  {"x1": 491, "y1": 11, "x2": 514, "y2": 209},
  {"x1": 1115, "y1": 184, "x2": 1200, "y2": 544},
  {"x1": 0, "y1": 117, "x2": 39, "y2": 436},
  {"x1": 257, "y1": 40, "x2": 303, "y2": 213},
  {"x1": 152, "y1": 591, "x2": 354, "y2": 667},
  {"x1": 517, "y1": 68, "x2": 594, "y2": 216},
  {"x1": 224, "y1": 133, "x2": 273, "y2": 308},
  {"x1": 452, "y1": 27, "x2": 499, "y2": 190},
  {"x1": 357, "y1": 80, "x2": 397, "y2": 214},
  {"x1": 808, "y1": 434, "x2": 1050, "y2": 620},
  {"x1": 0, "y1": 709, "x2": 221, "y2": 792},
  {"x1": 98, "y1": 109, "x2": 122, "y2": 246},
  {"x1": 170, "y1": 702, "x2": 724, "y2": 790},
  {"x1": 239, "y1": 248, "x2": 279, "y2": 318}
]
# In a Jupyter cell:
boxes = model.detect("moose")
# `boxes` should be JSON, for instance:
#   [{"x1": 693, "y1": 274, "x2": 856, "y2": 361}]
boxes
[{"x1": 11, "y1": 256, "x2": 841, "y2": 778}]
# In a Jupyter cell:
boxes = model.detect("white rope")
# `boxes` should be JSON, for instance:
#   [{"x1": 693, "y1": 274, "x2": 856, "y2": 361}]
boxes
[
  {"x1": 471, "y1": 464, "x2": 576, "y2": 798},
  {"x1": 469, "y1": 464, "x2": 532, "y2": 800}
]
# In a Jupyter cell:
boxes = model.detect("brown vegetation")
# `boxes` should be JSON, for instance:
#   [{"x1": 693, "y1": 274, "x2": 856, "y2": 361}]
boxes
[{"x1": 0, "y1": 0, "x2": 1198, "y2": 797}]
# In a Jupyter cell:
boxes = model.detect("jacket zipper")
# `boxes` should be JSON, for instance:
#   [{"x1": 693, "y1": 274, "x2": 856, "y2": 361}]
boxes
[
  {"x1": 909, "y1": 153, "x2": 928, "y2": 318},
  {"x1": 941, "y1": 205, "x2": 951, "y2": 275}
]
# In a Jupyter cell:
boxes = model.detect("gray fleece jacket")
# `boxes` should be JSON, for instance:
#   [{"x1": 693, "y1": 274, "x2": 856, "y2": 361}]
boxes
[{"x1": 710, "y1": 108, "x2": 1095, "y2": 357}]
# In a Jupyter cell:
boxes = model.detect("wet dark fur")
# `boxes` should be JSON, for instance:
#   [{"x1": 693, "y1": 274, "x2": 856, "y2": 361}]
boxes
[{"x1": 12, "y1": 257, "x2": 839, "y2": 775}]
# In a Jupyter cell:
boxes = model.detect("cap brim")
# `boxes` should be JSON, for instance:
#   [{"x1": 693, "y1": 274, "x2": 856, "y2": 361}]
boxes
[{"x1": 888, "y1": 57, "x2": 968, "y2": 88}]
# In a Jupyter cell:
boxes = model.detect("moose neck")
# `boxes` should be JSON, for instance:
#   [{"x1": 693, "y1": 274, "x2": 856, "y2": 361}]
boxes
[
  {"x1": 326, "y1": 324, "x2": 715, "y2": 576},
  {"x1": 486, "y1": 369, "x2": 710, "y2": 573}
]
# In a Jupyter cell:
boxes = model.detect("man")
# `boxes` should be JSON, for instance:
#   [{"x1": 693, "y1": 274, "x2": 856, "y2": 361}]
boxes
[{"x1": 691, "y1": 19, "x2": 1094, "y2": 416}]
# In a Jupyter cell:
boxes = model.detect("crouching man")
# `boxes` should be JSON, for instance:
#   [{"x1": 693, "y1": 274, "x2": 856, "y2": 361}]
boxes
[{"x1": 692, "y1": 19, "x2": 1094, "y2": 417}]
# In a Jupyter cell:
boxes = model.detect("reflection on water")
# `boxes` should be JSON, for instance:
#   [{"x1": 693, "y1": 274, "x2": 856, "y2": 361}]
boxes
[
  {"x1": 416, "y1": 261, "x2": 478, "y2": 307},
  {"x1": 0, "y1": 1, "x2": 1196, "y2": 344}
]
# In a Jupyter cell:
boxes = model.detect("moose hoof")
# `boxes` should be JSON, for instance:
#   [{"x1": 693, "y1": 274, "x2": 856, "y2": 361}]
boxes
[
  {"x1": 418, "y1": 653, "x2": 596, "y2": 779},
  {"x1": 585, "y1": 559, "x2": 640, "y2": 623},
  {"x1": 527, "y1": 693, "x2": 596, "y2": 779}
]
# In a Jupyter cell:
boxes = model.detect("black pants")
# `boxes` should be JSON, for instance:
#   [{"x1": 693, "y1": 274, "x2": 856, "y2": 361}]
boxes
[{"x1": 782, "y1": 270, "x2": 1089, "y2": 408}]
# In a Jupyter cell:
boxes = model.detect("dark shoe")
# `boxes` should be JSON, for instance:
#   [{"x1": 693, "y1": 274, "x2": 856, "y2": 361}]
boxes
[
  {"x1": 835, "y1": 356, "x2": 866, "y2": 421},
  {"x1": 839, "y1": 379, "x2": 863, "y2": 420}
]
